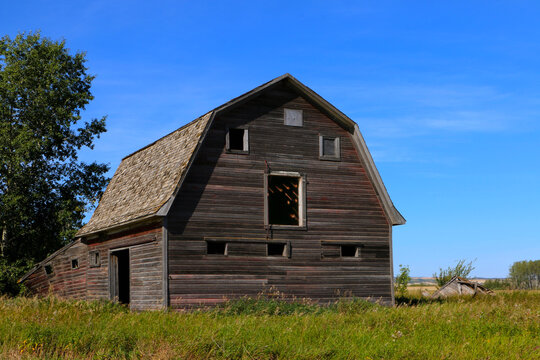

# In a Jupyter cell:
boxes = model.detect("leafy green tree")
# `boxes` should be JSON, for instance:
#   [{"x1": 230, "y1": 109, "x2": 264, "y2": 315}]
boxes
[
  {"x1": 0, "y1": 32, "x2": 109, "y2": 294},
  {"x1": 394, "y1": 264, "x2": 411, "y2": 297},
  {"x1": 509, "y1": 260, "x2": 539, "y2": 290},
  {"x1": 434, "y1": 259, "x2": 475, "y2": 287}
]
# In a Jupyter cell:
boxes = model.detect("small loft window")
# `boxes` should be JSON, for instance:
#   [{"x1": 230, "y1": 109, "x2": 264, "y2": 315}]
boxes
[
  {"x1": 284, "y1": 108, "x2": 303, "y2": 127},
  {"x1": 265, "y1": 172, "x2": 305, "y2": 228},
  {"x1": 226, "y1": 128, "x2": 249, "y2": 153},
  {"x1": 44, "y1": 264, "x2": 53, "y2": 275},
  {"x1": 207, "y1": 241, "x2": 228, "y2": 255},
  {"x1": 267, "y1": 243, "x2": 286, "y2": 257},
  {"x1": 341, "y1": 245, "x2": 359, "y2": 258},
  {"x1": 89, "y1": 251, "x2": 100, "y2": 267},
  {"x1": 71, "y1": 258, "x2": 79, "y2": 269},
  {"x1": 319, "y1": 136, "x2": 340, "y2": 160}
]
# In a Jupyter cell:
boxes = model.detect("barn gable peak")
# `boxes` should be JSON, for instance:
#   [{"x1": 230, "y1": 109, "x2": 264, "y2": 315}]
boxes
[{"x1": 78, "y1": 74, "x2": 405, "y2": 238}]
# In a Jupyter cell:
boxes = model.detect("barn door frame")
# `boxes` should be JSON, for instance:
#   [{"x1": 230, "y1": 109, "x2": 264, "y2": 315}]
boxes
[{"x1": 109, "y1": 246, "x2": 131, "y2": 304}]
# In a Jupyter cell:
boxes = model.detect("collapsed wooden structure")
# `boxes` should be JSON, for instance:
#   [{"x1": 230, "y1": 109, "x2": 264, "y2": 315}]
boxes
[
  {"x1": 21, "y1": 74, "x2": 405, "y2": 309},
  {"x1": 431, "y1": 277, "x2": 494, "y2": 298}
]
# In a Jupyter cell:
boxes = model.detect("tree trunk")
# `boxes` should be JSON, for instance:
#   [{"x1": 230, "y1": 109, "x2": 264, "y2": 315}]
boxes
[{"x1": 0, "y1": 226, "x2": 6, "y2": 258}]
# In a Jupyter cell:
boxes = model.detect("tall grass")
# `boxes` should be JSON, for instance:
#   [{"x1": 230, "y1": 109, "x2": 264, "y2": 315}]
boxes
[{"x1": 0, "y1": 292, "x2": 538, "y2": 359}]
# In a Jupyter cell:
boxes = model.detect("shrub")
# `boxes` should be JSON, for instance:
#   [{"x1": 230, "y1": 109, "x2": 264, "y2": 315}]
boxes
[
  {"x1": 394, "y1": 264, "x2": 410, "y2": 297},
  {"x1": 434, "y1": 259, "x2": 475, "y2": 287}
]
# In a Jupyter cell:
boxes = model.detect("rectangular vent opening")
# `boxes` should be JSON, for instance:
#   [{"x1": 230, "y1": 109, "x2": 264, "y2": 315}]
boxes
[
  {"x1": 341, "y1": 245, "x2": 358, "y2": 257},
  {"x1": 207, "y1": 241, "x2": 227, "y2": 255},
  {"x1": 267, "y1": 243, "x2": 286, "y2": 256}
]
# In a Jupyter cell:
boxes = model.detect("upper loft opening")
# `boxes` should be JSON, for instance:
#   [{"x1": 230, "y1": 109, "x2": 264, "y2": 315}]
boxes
[
  {"x1": 226, "y1": 127, "x2": 249, "y2": 154},
  {"x1": 265, "y1": 173, "x2": 306, "y2": 228}
]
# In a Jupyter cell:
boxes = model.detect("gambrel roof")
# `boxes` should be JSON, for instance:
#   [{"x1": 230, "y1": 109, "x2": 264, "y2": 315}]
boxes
[
  {"x1": 77, "y1": 74, "x2": 405, "y2": 237},
  {"x1": 77, "y1": 112, "x2": 212, "y2": 236}
]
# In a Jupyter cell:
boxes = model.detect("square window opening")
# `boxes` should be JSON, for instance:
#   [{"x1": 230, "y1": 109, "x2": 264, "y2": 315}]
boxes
[
  {"x1": 207, "y1": 241, "x2": 227, "y2": 255},
  {"x1": 268, "y1": 175, "x2": 300, "y2": 226},
  {"x1": 71, "y1": 258, "x2": 79, "y2": 269},
  {"x1": 227, "y1": 128, "x2": 248, "y2": 153},
  {"x1": 320, "y1": 136, "x2": 340, "y2": 160},
  {"x1": 341, "y1": 245, "x2": 358, "y2": 257},
  {"x1": 284, "y1": 108, "x2": 303, "y2": 127},
  {"x1": 323, "y1": 138, "x2": 336, "y2": 156},
  {"x1": 44, "y1": 264, "x2": 53, "y2": 275},
  {"x1": 267, "y1": 243, "x2": 286, "y2": 256}
]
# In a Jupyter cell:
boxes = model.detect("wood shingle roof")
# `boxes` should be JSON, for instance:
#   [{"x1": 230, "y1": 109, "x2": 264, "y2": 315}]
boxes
[{"x1": 77, "y1": 111, "x2": 212, "y2": 236}]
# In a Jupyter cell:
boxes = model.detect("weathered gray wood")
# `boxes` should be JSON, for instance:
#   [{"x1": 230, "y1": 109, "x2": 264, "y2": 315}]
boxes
[{"x1": 167, "y1": 83, "x2": 394, "y2": 307}]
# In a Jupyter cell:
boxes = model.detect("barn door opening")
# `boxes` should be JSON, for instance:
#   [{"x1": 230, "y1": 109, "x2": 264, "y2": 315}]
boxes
[{"x1": 110, "y1": 249, "x2": 130, "y2": 304}]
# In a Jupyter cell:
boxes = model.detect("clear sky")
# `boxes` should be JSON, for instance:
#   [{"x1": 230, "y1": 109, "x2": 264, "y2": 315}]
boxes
[{"x1": 2, "y1": 1, "x2": 539, "y2": 277}]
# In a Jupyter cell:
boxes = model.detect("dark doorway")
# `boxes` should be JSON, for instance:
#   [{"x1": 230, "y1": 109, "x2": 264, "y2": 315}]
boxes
[{"x1": 110, "y1": 249, "x2": 130, "y2": 304}]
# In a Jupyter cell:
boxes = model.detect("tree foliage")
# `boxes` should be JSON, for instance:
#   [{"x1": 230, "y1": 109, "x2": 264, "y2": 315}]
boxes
[
  {"x1": 509, "y1": 260, "x2": 539, "y2": 290},
  {"x1": 434, "y1": 259, "x2": 475, "y2": 287},
  {"x1": 0, "y1": 32, "x2": 109, "y2": 293}
]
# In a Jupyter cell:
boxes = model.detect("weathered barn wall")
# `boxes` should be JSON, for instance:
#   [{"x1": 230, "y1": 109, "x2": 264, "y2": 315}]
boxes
[
  {"x1": 24, "y1": 240, "x2": 88, "y2": 299},
  {"x1": 24, "y1": 267, "x2": 50, "y2": 295},
  {"x1": 24, "y1": 223, "x2": 164, "y2": 310},
  {"x1": 86, "y1": 222, "x2": 164, "y2": 310},
  {"x1": 167, "y1": 83, "x2": 392, "y2": 307}
]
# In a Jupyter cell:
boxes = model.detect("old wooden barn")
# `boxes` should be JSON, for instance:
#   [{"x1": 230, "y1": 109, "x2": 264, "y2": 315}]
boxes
[{"x1": 21, "y1": 74, "x2": 405, "y2": 309}]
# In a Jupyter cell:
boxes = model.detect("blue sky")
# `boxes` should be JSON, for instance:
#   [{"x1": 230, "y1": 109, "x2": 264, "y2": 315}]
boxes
[{"x1": 2, "y1": 1, "x2": 539, "y2": 277}]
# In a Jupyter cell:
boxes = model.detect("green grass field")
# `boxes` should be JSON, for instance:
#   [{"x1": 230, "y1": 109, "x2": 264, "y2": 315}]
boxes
[{"x1": 0, "y1": 292, "x2": 538, "y2": 359}]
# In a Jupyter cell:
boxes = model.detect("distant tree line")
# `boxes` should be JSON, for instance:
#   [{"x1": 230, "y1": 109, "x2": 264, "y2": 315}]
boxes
[
  {"x1": 484, "y1": 260, "x2": 540, "y2": 290},
  {"x1": 509, "y1": 260, "x2": 540, "y2": 289}
]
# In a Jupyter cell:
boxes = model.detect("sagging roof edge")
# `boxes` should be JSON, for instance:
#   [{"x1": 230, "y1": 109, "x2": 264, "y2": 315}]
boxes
[
  {"x1": 18, "y1": 239, "x2": 81, "y2": 283},
  {"x1": 78, "y1": 73, "x2": 404, "y2": 238}
]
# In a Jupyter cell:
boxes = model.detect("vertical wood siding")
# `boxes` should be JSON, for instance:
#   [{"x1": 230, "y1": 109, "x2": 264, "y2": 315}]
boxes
[{"x1": 167, "y1": 83, "x2": 393, "y2": 307}]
